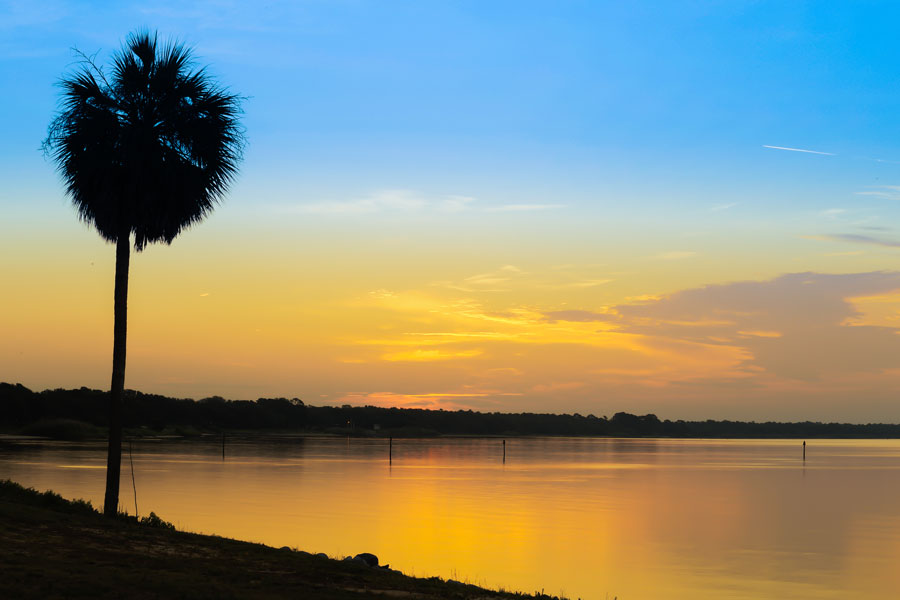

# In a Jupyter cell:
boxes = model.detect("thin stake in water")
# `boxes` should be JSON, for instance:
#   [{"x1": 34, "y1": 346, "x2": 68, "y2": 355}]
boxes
[{"x1": 129, "y1": 440, "x2": 138, "y2": 518}]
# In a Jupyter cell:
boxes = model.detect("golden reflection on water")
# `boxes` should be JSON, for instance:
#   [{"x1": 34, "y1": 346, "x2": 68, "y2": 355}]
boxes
[{"x1": 4, "y1": 437, "x2": 900, "y2": 599}]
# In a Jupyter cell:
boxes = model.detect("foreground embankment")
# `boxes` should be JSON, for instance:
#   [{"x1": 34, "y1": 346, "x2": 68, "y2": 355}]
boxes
[{"x1": 0, "y1": 480, "x2": 557, "y2": 599}]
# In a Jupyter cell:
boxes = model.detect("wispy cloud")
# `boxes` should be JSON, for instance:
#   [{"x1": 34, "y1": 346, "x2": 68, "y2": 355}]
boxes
[
  {"x1": 381, "y1": 349, "x2": 483, "y2": 362},
  {"x1": 294, "y1": 191, "x2": 564, "y2": 216},
  {"x1": 484, "y1": 204, "x2": 564, "y2": 212},
  {"x1": 531, "y1": 381, "x2": 586, "y2": 393},
  {"x1": 736, "y1": 330, "x2": 783, "y2": 339},
  {"x1": 821, "y1": 233, "x2": 900, "y2": 248},
  {"x1": 443, "y1": 195, "x2": 477, "y2": 212},
  {"x1": 464, "y1": 273, "x2": 513, "y2": 286},
  {"x1": 711, "y1": 203, "x2": 738, "y2": 212},
  {"x1": 862, "y1": 156, "x2": 900, "y2": 165},
  {"x1": 650, "y1": 251, "x2": 698, "y2": 261},
  {"x1": 433, "y1": 265, "x2": 611, "y2": 294},
  {"x1": 433, "y1": 265, "x2": 528, "y2": 292},
  {"x1": 808, "y1": 234, "x2": 900, "y2": 248},
  {"x1": 537, "y1": 278, "x2": 613, "y2": 290},
  {"x1": 404, "y1": 332, "x2": 515, "y2": 340},
  {"x1": 296, "y1": 190, "x2": 427, "y2": 215},
  {"x1": 543, "y1": 309, "x2": 615, "y2": 323},
  {"x1": 763, "y1": 145, "x2": 835, "y2": 156},
  {"x1": 820, "y1": 208, "x2": 847, "y2": 220},
  {"x1": 294, "y1": 190, "x2": 480, "y2": 215},
  {"x1": 465, "y1": 265, "x2": 524, "y2": 281},
  {"x1": 855, "y1": 186, "x2": 900, "y2": 201}
]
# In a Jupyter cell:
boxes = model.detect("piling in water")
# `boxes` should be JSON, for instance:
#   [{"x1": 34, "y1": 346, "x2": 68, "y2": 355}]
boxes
[
  {"x1": 803, "y1": 440, "x2": 806, "y2": 461},
  {"x1": 389, "y1": 437, "x2": 393, "y2": 465},
  {"x1": 129, "y1": 440, "x2": 138, "y2": 517},
  {"x1": 222, "y1": 433, "x2": 226, "y2": 460},
  {"x1": 502, "y1": 439, "x2": 506, "y2": 464}
]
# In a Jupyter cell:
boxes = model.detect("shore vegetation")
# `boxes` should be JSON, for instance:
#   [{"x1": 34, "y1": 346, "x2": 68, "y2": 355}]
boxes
[
  {"x1": 0, "y1": 479, "x2": 565, "y2": 599},
  {"x1": 3, "y1": 382, "x2": 899, "y2": 439}
]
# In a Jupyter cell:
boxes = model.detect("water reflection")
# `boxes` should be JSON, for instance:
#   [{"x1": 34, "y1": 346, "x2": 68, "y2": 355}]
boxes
[{"x1": 2, "y1": 436, "x2": 900, "y2": 599}]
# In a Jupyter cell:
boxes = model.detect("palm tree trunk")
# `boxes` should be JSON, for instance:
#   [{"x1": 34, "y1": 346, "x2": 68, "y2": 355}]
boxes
[{"x1": 103, "y1": 228, "x2": 130, "y2": 516}]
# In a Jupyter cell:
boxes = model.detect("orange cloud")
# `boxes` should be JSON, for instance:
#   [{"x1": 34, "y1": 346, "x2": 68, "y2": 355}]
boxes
[{"x1": 381, "y1": 349, "x2": 484, "y2": 362}]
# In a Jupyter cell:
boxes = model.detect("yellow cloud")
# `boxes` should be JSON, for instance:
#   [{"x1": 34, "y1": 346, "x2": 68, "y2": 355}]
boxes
[
  {"x1": 845, "y1": 292, "x2": 900, "y2": 327},
  {"x1": 736, "y1": 330, "x2": 783, "y2": 338},
  {"x1": 381, "y1": 349, "x2": 484, "y2": 362}
]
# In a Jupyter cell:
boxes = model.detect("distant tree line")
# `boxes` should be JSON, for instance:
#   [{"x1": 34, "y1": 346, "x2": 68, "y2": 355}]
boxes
[{"x1": 3, "y1": 382, "x2": 900, "y2": 438}]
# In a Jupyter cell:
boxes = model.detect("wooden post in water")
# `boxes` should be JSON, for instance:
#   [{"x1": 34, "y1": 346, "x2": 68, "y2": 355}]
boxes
[
  {"x1": 389, "y1": 437, "x2": 393, "y2": 465},
  {"x1": 129, "y1": 440, "x2": 138, "y2": 518},
  {"x1": 802, "y1": 440, "x2": 806, "y2": 461},
  {"x1": 222, "y1": 433, "x2": 226, "y2": 460},
  {"x1": 502, "y1": 439, "x2": 506, "y2": 464}
]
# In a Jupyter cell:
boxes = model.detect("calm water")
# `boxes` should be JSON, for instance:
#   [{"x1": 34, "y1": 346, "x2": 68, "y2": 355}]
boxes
[{"x1": 3, "y1": 436, "x2": 900, "y2": 599}]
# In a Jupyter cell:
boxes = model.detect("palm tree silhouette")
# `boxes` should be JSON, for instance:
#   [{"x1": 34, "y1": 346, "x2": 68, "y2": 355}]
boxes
[{"x1": 45, "y1": 31, "x2": 244, "y2": 516}]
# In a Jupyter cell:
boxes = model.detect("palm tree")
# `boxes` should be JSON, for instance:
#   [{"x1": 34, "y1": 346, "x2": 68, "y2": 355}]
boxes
[{"x1": 45, "y1": 31, "x2": 244, "y2": 516}]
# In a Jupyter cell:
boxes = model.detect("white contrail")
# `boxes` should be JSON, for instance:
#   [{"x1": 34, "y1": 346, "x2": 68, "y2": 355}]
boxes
[{"x1": 762, "y1": 145, "x2": 835, "y2": 156}]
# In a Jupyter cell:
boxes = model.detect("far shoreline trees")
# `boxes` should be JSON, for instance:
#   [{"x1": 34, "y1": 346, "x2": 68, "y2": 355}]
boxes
[{"x1": 3, "y1": 383, "x2": 900, "y2": 440}]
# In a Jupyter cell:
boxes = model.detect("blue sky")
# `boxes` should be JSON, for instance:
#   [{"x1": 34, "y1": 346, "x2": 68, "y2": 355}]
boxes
[{"x1": 7, "y1": 0, "x2": 900, "y2": 218}]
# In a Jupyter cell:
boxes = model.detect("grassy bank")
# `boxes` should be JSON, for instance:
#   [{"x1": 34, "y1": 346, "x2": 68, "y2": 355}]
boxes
[{"x1": 0, "y1": 480, "x2": 559, "y2": 599}]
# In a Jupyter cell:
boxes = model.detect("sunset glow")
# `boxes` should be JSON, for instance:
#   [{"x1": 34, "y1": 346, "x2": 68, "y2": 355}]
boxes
[{"x1": 5, "y1": 2, "x2": 900, "y2": 421}]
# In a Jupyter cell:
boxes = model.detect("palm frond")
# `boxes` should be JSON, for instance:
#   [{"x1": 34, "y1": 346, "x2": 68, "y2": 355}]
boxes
[{"x1": 45, "y1": 30, "x2": 246, "y2": 250}]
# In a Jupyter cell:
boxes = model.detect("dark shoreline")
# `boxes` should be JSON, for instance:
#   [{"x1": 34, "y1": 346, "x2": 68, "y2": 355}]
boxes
[
  {"x1": 6, "y1": 382, "x2": 900, "y2": 440},
  {"x1": 0, "y1": 479, "x2": 561, "y2": 600}
]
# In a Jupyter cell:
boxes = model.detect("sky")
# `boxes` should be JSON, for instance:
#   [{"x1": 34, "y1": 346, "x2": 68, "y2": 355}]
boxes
[{"x1": 6, "y1": 1, "x2": 900, "y2": 421}]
